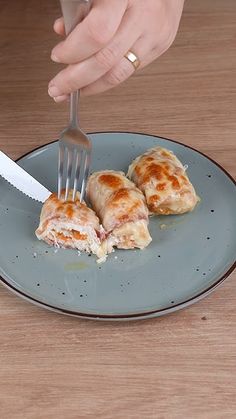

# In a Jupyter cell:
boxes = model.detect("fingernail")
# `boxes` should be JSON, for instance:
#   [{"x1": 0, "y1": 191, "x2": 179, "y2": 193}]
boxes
[
  {"x1": 53, "y1": 95, "x2": 68, "y2": 103},
  {"x1": 48, "y1": 86, "x2": 60, "y2": 98},
  {"x1": 51, "y1": 53, "x2": 60, "y2": 63},
  {"x1": 54, "y1": 17, "x2": 62, "y2": 25}
]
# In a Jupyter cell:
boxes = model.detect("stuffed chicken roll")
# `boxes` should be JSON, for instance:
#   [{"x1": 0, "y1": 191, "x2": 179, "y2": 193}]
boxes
[
  {"x1": 127, "y1": 147, "x2": 199, "y2": 215},
  {"x1": 35, "y1": 190, "x2": 107, "y2": 261},
  {"x1": 86, "y1": 170, "x2": 152, "y2": 250}
]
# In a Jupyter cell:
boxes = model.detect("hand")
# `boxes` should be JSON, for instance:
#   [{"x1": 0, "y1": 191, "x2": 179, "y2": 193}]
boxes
[{"x1": 48, "y1": 0, "x2": 185, "y2": 101}]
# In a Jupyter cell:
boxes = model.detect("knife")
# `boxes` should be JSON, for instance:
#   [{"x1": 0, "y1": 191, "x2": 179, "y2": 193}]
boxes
[{"x1": 0, "y1": 150, "x2": 51, "y2": 203}]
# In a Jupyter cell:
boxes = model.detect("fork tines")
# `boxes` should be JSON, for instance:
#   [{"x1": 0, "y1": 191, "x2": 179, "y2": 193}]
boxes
[{"x1": 58, "y1": 141, "x2": 91, "y2": 203}]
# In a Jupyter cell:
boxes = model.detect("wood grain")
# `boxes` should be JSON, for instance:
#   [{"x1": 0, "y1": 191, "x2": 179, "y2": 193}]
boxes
[{"x1": 0, "y1": 0, "x2": 235, "y2": 418}]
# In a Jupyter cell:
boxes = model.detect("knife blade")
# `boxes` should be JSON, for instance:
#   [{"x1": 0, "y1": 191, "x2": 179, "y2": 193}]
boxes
[{"x1": 0, "y1": 150, "x2": 51, "y2": 203}]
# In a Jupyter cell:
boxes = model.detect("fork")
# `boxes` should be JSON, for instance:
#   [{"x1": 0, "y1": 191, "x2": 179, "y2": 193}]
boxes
[{"x1": 58, "y1": 0, "x2": 92, "y2": 202}]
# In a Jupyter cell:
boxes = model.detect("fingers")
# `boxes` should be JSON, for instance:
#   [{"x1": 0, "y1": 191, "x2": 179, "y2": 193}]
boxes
[
  {"x1": 53, "y1": 17, "x2": 65, "y2": 36},
  {"x1": 53, "y1": 94, "x2": 68, "y2": 103},
  {"x1": 80, "y1": 57, "x2": 135, "y2": 97},
  {"x1": 49, "y1": 0, "x2": 185, "y2": 99},
  {"x1": 48, "y1": 7, "x2": 141, "y2": 99},
  {"x1": 51, "y1": 0, "x2": 128, "y2": 64},
  {"x1": 81, "y1": 35, "x2": 159, "y2": 97}
]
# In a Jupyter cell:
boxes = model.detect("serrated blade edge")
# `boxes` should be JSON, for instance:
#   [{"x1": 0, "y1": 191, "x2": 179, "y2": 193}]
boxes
[{"x1": 0, "y1": 151, "x2": 51, "y2": 203}]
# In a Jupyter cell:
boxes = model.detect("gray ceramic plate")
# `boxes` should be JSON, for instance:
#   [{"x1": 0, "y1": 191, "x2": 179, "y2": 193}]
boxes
[{"x1": 0, "y1": 132, "x2": 235, "y2": 321}]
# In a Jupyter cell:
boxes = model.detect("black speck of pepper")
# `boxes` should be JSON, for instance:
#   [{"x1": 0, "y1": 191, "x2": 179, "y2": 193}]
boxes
[
  {"x1": 16, "y1": 255, "x2": 18, "y2": 258},
  {"x1": 99, "y1": 267, "x2": 102, "y2": 269},
  {"x1": 207, "y1": 237, "x2": 210, "y2": 240},
  {"x1": 121, "y1": 259, "x2": 124, "y2": 262},
  {"x1": 6, "y1": 208, "x2": 8, "y2": 211},
  {"x1": 158, "y1": 255, "x2": 161, "y2": 258},
  {"x1": 45, "y1": 250, "x2": 48, "y2": 254},
  {"x1": 201, "y1": 316, "x2": 207, "y2": 321},
  {"x1": 37, "y1": 283, "x2": 40, "y2": 286},
  {"x1": 207, "y1": 175, "x2": 212, "y2": 178},
  {"x1": 80, "y1": 294, "x2": 83, "y2": 297},
  {"x1": 62, "y1": 292, "x2": 65, "y2": 295},
  {"x1": 210, "y1": 210, "x2": 215, "y2": 213},
  {"x1": 120, "y1": 284, "x2": 123, "y2": 287},
  {"x1": 127, "y1": 282, "x2": 130, "y2": 285},
  {"x1": 85, "y1": 294, "x2": 88, "y2": 297},
  {"x1": 88, "y1": 253, "x2": 91, "y2": 257},
  {"x1": 171, "y1": 301, "x2": 175, "y2": 304},
  {"x1": 203, "y1": 272, "x2": 206, "y2": 276},
  {"x1": 84, "y1": 280, "x2": 87, "y2": 283},
  {"x1": 196, "y1": 268, "x2": 199, "y2": 271}
]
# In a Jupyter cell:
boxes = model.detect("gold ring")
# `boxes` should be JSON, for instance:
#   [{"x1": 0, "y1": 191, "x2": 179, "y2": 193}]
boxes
[{"x1": 124, "y1": 50, "x2": 140, "y2": 70}]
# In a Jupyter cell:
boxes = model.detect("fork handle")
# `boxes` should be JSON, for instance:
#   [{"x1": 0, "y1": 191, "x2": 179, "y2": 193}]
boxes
[
  {"x1": 60, "y1": 0, "x2": 91, "y2": 35},
  {"x1": 60, "y1": 0, "x2": 92, "y2": 127}
]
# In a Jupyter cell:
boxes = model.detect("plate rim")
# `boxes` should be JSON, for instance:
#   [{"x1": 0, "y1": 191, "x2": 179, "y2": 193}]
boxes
[{"x1": 0, "y1": 131, "x2": 235, "y2": 321}]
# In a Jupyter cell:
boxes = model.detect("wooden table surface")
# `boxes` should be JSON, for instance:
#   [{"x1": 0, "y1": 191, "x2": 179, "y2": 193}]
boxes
[{"x1": 0, "y1": 0, "x2": 235, "y2": 417}]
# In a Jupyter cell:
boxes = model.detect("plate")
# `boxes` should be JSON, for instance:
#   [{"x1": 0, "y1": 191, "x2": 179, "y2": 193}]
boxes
[{"x1": 0, "y1": 132, "x2": 235, "y2": 321}]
